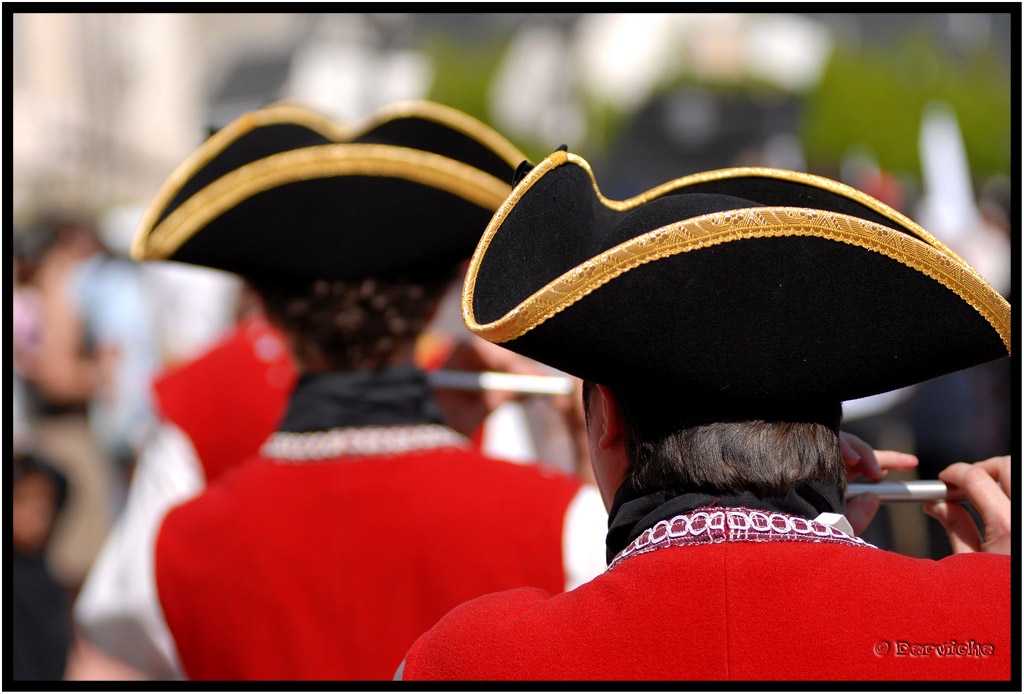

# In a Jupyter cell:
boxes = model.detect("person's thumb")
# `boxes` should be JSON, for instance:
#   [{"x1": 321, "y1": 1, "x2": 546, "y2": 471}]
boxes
[{"x1": 923, "y1": 501, "x2": 981, "y2": 553}]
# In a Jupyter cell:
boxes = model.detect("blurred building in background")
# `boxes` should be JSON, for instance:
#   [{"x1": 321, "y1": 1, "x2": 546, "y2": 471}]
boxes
[{"x1": 12, "y1": 13, "x2": 1012, "y2": 212}]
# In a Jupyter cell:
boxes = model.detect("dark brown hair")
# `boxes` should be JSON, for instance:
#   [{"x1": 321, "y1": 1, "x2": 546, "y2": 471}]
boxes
[
  {"x1": 249, "y1": 270, "x2": 456, "y2": 372},
  {"x1": 583, "y1": 380, "x2": 845, "y2": 497}
]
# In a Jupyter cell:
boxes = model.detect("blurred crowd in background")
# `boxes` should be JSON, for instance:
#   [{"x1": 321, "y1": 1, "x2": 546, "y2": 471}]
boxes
[{"x1": 9, "y1": 12, "x2": 1014, "y2": 681}]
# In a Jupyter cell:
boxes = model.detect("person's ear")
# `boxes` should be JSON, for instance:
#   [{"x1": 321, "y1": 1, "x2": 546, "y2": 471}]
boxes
[
  {"x1": 595, "y1": 384, "x2": 624, "y2": 450},
  {"x1": 587, "y1": 384, "x2": 629, "y2": 512}
]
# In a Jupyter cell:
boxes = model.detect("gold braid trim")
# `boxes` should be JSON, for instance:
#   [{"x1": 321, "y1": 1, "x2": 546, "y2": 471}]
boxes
[
  {"x1": 356, "y1": 100, "x2": 529, "y2": 170},
  {"x1": 643, "y1": 165, "x2": 972, "y2": 269},
  {"x1": 131, "y1": 104, "x2": 349, "y2": 260},
  {"x1": 565, "y1": 154, "x2": 970, "y2": 266},
  {"x1": 462, "y1": 150, "x2": 568, "y2": 333},
  {"x1": 465, "y1": 205, "x2": 1011, "y2": 353},
  {"x1": 142, "y1": 144, "x2": 512, "y2": 261},
  {"x1": 132, "y1": 100, "x2": 525, "y2": 261}
]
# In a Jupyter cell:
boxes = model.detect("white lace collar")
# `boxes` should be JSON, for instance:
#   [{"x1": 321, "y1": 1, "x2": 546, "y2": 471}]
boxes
[
  {"x1": 260, "y1": 424, "x2": 468, "y2": 462},
  {"x1": 608, "y1": 506, "x2": 874, "y2": 571}
]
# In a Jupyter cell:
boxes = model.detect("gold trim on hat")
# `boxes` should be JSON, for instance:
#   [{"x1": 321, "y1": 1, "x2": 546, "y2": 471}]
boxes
[
  {"x1": 131, "y1": 105, "x2": 349, "y2": 260},
  {"x1": 356, "y1": 100, "x2": 528, "y2": 171},
  {"x1": 132, "y1": 100, "x2": 526, "y2": 261},
  {"x1": 462, "y1": 150, "x2": 569, "y2": 309},
  {"x1": 463, "y1": 153, "x2": 1011, "y2": 354},
  {"x1": 141, "y1": 144, "x2": 512, "y2": 261},
  {"x1": 567, "y1": 154, "x2": 970, "y2": 268}
]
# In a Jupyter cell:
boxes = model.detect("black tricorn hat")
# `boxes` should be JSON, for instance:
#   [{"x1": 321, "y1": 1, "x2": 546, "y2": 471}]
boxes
[
  {"x1": 463, "y1": 150, "x2": 1011, "y2": 409},
  {"x1": 131, "y1": 101, "x2": 527, "y2": 280}
]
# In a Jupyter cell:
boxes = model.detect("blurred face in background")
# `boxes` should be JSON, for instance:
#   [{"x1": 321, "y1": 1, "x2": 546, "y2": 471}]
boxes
[{"x1": 12, "y1": 472, "x2": 59, "y2": 554}]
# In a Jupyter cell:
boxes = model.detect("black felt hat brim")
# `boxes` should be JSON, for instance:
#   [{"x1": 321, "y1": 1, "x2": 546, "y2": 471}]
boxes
[
  {"x1": 146, "y1": 145, "x2": 511, "y2": 280},
  {"x1": 132, "y1": 102, "x2": 527, "y2": 280},
  {"x1": 463, "y1": 151, "x2": 1010, "y2": 404}
]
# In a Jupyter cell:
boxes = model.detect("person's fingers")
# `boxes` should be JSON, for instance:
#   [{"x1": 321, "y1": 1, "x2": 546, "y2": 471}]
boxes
[
  {"x1": 923, "y1": 458, "x2": 1013, "y2": 556},
  {"x1": 839, "y1": 432, "x2": 874, "y2": 481},
  {"x1": 839, "y1": 433, "x2": 862, "y2": 464},
  {"x1": 872, "y1": 450, "x2": 919, "y2": 474},
  {"x1": 839, "y1": 432, "x2": 918, "y2": 482},
  {"x1": 845, "y1": 492, "x2": 880, "y2": 536},
  {"x1": 962, "y1": 456, "x2": 1011, "y2": 498},
  {"x1": 923, "y1": 501, "x2": 982, "y2": 554},
  {"x1": 938, "y1": 462, "x2": 1011, "y2": 528}
]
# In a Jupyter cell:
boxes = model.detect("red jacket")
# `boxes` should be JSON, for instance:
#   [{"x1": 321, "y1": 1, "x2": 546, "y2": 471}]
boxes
[
  {"x1": 152, "y1": 316, "x2": 296, "y2": 484},
  {"x1": 401, "y1": 506, "x2": 1011, "y2": 681},
  {"x1": 154, "y1": 437, "x2": 584, "y2": 680}
]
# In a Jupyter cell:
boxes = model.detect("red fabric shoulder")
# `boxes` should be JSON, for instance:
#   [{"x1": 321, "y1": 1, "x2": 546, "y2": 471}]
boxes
[
  {"x1": 402, "y1": 542, "x2": 1012, "y2": 681},
  {"x1": 152, "y1": 316, "x2": 296, "y2": 484},
  {"x1": 402, "y1": 586, "x2": 553, "y2": 679}
]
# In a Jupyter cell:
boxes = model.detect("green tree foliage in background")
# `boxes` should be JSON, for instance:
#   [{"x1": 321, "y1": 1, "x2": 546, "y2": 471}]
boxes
[
  {"x1": 423, "y1": 33, "x2": 566, "y2": 164},
  {"x1": 423, "y1": 34, "x2": 540, "y2": 163},
  {"x1": 425, "y1": 35, "x2": 504, "y2": 126},
  {"x1": 801, "y1": 32, "x2": 1011, "y2": 182},
  {"x1": 421, "y1": 23, "x2": 1010, "y2": 184}
]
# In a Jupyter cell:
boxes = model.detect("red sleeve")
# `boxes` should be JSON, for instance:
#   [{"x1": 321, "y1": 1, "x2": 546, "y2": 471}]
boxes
[{"x1": 152, "y1": 316, "x2": 296, "y2": 484}]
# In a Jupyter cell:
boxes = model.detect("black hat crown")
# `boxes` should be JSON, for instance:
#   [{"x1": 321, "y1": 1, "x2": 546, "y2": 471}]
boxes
[
  {"x1": 463, "y1": 150, "x2": 1010, "y2": 406},
  {"x1": 132, "y1": 101, "x2": 528, "y2": 281}
]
